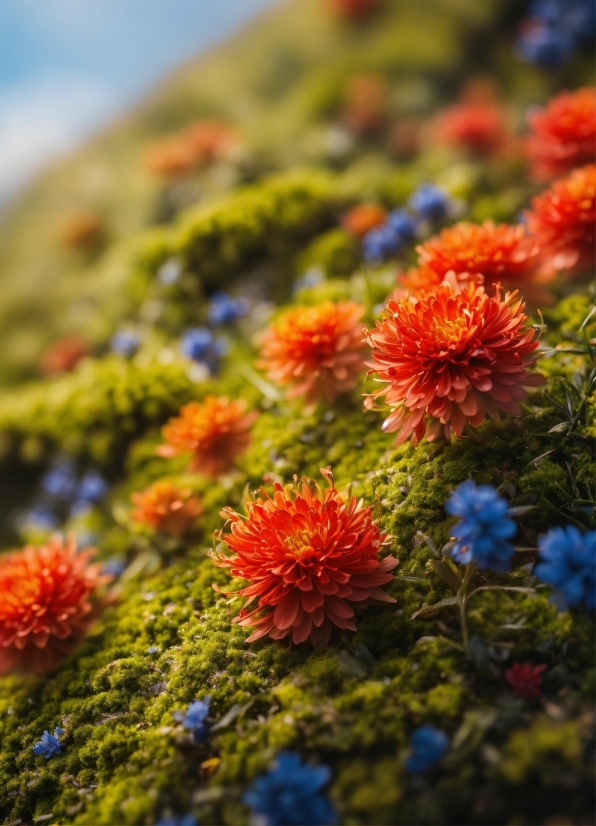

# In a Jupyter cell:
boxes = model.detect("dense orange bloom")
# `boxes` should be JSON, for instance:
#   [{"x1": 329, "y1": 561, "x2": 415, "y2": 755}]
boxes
[
  {"x1": 433, "y1": 100, "x2": 509, "y2": 155},
  {"x1": 0, "y1": 534, "x2": 106, "y2": 674},
  {"x1": 211, "y1": 467, "x2": 398, "y2": 647},
  {"x1": 524, "y1": 164, "x2": 596, "y2": 273},
  {"x1": 399, "y1": 221, "x2": 546, "y2": 295},
  {"x1": 144, "y1": 137, "x2": 196, "y2": 179},
  {"x1": 258, "y1": 301, "x2": 366, "y2": 408},
  {"x1": 342, "y1": 203, "x2": 387, "y2": 238},
  {"x1": 58, "y1": 212, "x2": 106, "y2": 252},
  {"x1": 364, "y1": 284, "x2": 543, "y2": 445},
  {"x1": 342, "y1": 73, "x2": 387, "y2": 134},
  {"x1": 157, "y1": 396, "x2": 258, "y2": 477},
  {"x1": 131, "y1": 480, "x2": 202, "y2": 536},
  {"x1": 329, "y1": 0, "x2": 380, "y2": 19},
  {"x1": 525, "y1": 88, "x2": 596, "y2": 180},
  {"x1": 40, "y1": 335, "x2": 89, "y2": 378},
  {"x1": 144, "y1": 120, "x2": 241, "y2": 180}
]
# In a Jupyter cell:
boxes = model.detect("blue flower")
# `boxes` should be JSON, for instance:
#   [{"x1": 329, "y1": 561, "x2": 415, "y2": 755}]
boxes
[
  {"x1": 207, "y1": 291, "x2": 249, "y2": 326},
  {"x1": 33, "y1": 727, "x2": 65, "y2": 759},
  {"x1": 517, "y1": 20, "x2": 574, "y2": 68},
  {"x1": 517, "y1": 0, "x2": 595, "y2": 67},
  {"x1": 386, "y1": 208, "x2": 418, "y2": 241},
  {"x1": 445, "y1": 480, "x2": 516, "y2": 572},
  {"x1": 173, "y1": 697, "x2": 211, "y2": 742},
  {"x1": 42, "y1": 461, "x2": 77, "y2": 499},
  {"x1": 407, "y1": 184, "x2": 450, "y2": 222},
  {"x1": 77, "y1": 470, "x2": 108, "y2": 503},
  {"x1": 155, "y1": 815, "x2": 197, "y2": 826},
  {"x1": 535, "y1": 527, "x2": 596, "y2": 610},
  {"x1": 362, "y1": 224, "x2": 403, "y2": 262},
  {"x1": 405, "y1": 726, "x2": 449, "y2": 773},
  {"x1": 26, "y1": 503, "x2": 59, "y2": 531},
  {"x1": 180, "y1": 328, "x2": 226, "y2": 373},
  {"x1": 111, "y1": 330, "x2": 141, "y2": 357},
  {"x1": 243, "y1": 752, "x2": 337, "y2": 826}
]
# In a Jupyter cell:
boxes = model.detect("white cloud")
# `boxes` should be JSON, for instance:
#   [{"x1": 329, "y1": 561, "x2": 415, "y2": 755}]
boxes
[{"x1": 0, "y1": 74, "x2": 113, "y2": 202}]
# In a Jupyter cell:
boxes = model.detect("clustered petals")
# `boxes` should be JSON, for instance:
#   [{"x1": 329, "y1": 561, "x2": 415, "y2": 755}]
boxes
[
  {"x1": 526, "y1": 87, "x2": 596, "y2": 180},
  {"x1": 258, "y1": 302, "x2": 366, "y2": 408},
  {"x1": 210, "y1": 468, "x2": 398, "y2": 647},
  {"x1": 434, "y1": 99, "x2": 509, "y2": 156},
  {"x1": 505, "y1": 662, "x2": 547, "y2": 699},
  {"x1": 364, "y1": 284, "x2": 543, "y2": 445},
  {"x1": 524, "y1": 164, "x2": 596, "y2": 274},
  {"x1": 342, "y1": 203, "x2": 387, "y2": 238},
  {"x1": 0, "y1": 534, "x2": 107, "y2": 674},
  {"x1": 158, "y1": 396, "x2": 258, "y2": 478},
  {"x1": 131, "y1": 480, "x2": 202, "y2": 536}
]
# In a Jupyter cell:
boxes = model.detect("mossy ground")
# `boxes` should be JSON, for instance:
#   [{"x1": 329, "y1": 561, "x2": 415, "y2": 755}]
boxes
[{"x1": 0, "y1": 1, "x2": 594, "y2": 824}]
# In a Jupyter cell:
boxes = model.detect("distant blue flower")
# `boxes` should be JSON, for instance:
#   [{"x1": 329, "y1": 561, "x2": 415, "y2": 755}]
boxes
[
  {"x1": 386, "y1": 208, "x2": 418, "y2": 241},
  {"x1": 445, "y1": 480, "x2": 516, "y2": 572},
  {"x1": 535, "y1": 527, "x2": 596, "y2": 610},
  {"x1": 147, "y1": 646, "x2": 160, "y2": 654},
  {"x1": 207, "y1": 291, "x2": 249, "y2": 326},
  {"x1": 155, "y1": 815, "x2": 197, "y2": 826},
  {"x1": 33, "y1": 727, "x2": 65, "y2": 759},
  {"x1": 173, "y1": 697, "x2": 211, "y2": 742},
  {"x1": 157, "y1": 257, "x2": 182, "y2": 285},
  {"x1": 293, "y1": 266, "x2": 324, "y2": 295},
  {"x1": 111, "y1": 330, "x2": 141, "y2": 357},
  {"x1": 180, "y1": 328, "x2": 226, "y2": 373},
  {"x1": 77, "y1": 470, "x2": 108, "y2": 503},
  {"x1": 27, "y1": 503, "x2": 59, "y2": 531},
  {"x1": 243, "y1": 752, "x2": 338, "y2": 826},
  {"x1": 408, "y1": 184, "x2": 450, "y2": 222},
  {"x1": 517, "y1": 20, "x2": 574, "y2": 67},
  {"x1": 517, "y1": 0, "x2": 595, "y2": 67},
  {"x1": 42, "y1": 461, "x2": 77, "y2": 499},
  {"x1": 405, "y1": 726, "x2": 449, "y2": 773},
  {"x1": 363, "y1": 224, "x2": 403, "y2": 262}
]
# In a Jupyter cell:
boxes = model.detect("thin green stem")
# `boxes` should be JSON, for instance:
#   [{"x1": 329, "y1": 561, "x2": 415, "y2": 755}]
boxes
[{"x1": 458, "y1": 563, "x2": 475, "y2": 653}]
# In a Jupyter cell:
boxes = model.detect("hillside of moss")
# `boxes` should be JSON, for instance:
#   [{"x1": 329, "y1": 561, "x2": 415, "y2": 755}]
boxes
[{"x1": 0, "y1": 0, "x2": 594, "y2": 824}]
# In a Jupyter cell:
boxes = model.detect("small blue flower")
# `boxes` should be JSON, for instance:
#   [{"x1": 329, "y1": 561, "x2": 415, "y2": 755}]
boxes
[
  {"x1": 155, "y1": 815, "x2": 197, "y2": 826},
  {"x1": 157, "y1": 257, "x2": 182, "y2": 285},
  {"x1": 207, "y1": 291, "x2": 249, "y2": 326},
  {"x1": 362, "y1": 224, "x2": 403, "y2": 262},
  {"x1": 26, "y1": 503, "x2": 59, "y2": 531},
  {"x1": 405, "y1": 726, "x2": 449, "y2": 773},
  {"x1": 535, "y1": 527, "x2": 596, "y2": 610},
  {"x1": 180, "y1": 328, "x2": 226, "y2": 373},
  {"x1": 42, "y1": 461, "x2": 77, "y2": 499},
  {"x1": 173, "y1": 697, "x2": 211, "y2": 742},
  {"x1": 111, "y1": 330, "x2": 141, "y2": 357},
  {"x1": 386, "y1": 208, "x2": 418, "y2": 241},
  {"x1": 445, "y1": 480, "x2": 516, "y2": 572},
  {"x1": 147, "y1": 646, "x2": 160, "y2": 654},
  {"x1": 408, "y1": 184, "x2": 450, "y2": 222},
  {"x1": 517, "y1": 21, "x2": 574, "y2": 68},
  {"x1": 517, "y1": 0, "x2": 594, "y2": 67},
  {"x1": 33, "y1": 727, "x2": 65, "y2": 759},
  {"x1": 243, "y1": 752, "x2": 337, "y2": 826},
  {"x1": 77, "y1": 470, "x2": 108, "y2": 503}
]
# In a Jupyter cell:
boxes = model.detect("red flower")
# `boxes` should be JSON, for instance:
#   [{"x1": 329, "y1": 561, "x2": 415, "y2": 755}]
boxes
[
  {"x1": 329, "y1": 0, "x2": 380, "y2": 19},
  {"x1": 434, "y1": 100, "x2": 509, "y2": 156},
  {"x1": 131, "y1": 480, "x2": 202, "y2": 536},
  {"x1": 399, "y1": 220, "x2": 548, "y2": 296},
  {"x1": 258, "y1": 301, "x2": 366, "y2": 408},
  {"x1": 342, "y1": 203, "x2": 387, "y2": 238},
  {"x1": 505, "y1": 662, "x2": 547, "y2": 699},
  {"x1": 40, "y1": 335, "x2": 89, "y2": 378},
  {"x1": 364, "y1": 284, "x2": 543, "y2": 445},
  {"x1": 0, "y1": 534, "x2": 107, "y2": 674},
  {"x1": 524, "y1": 164, "x2": 596, "y2": 275},
  {"x1": 210, "y1": 468, "x2": 398, "y2": 646},
  {"x1": 526, "y1": 88, "x2": 596, "y2": 180},
  {"x1": 157, "y1": 396, "x2": 258, "y2": 478}
]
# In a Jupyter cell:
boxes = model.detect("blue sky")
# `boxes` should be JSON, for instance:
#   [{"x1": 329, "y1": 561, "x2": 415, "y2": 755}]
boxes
[{"x1": 0, "y1": 0, "x2": 277, "y2": 199}]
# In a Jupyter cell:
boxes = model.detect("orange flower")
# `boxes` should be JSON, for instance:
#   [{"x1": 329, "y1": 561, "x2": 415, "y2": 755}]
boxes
[
  {"x1": 157, "y1": 396, "x2": 258, "y2": 477},
  {"x1": 58, "y1": 212, "x2": 106, "y2": 253},
  {"x1": 40, "y1": 335, "x2": 89, "y2": 378},
  {"x1": 433, "y1": 100, "x2": 509, "y2": 156},
  {"x1": 342, "y1": 203, "x2": 387, "y2": 238},
  {"x1": 258, "y1": 301, "x2": 366, "y2": 408},
  {"x1": 525, "y1": 88, "x2": 596, "y2": 180},
  {"x1": 364, "y1": 284, "x2": 543, "y2": 445},
  {"x1": 144, "y1": 137, "x2": 196, "y2": 179},
  {"x1": 0, "y1": 534, "x2": 107, "y2": 674},
  {"x1": 399, "y1": 221, "x2": 546, "y2": 295},
  {"x1": 524, "y1": 164, "x2": 596, "y2": 273},
  {"x1": 342, "y1": 73, "x2": 387, "y2": 134},
  {"x1": 183, "y1": 120, "x2": 241, "y2": 166},
  {"x1": 131, "y1": 480, "x2": 202, "y2": 536},
  {"x1": 210, "y1": 467, "x2": 398, "y2": 647}
]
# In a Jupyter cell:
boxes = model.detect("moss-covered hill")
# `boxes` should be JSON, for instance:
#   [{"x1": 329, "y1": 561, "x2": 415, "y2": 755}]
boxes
[{"x1": 0, "y1": 0, "x2": 594, "y2": 824}]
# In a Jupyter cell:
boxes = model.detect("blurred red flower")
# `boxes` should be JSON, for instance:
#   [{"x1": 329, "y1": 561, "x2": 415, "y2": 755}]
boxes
[
  {"x1": 211, "y1": 467, "x2": 398, "y2": 646},
  {"x1": 526, "y1": 87, "x2": 596, "y2": 180},
  {"x1": 364, "y1": 284, "x2": 543, "y2": 445},
  {"x1": 505, "y1": 662, "x2": 547, "y2": 699},
  {"x1": 434, "y1": 99, "x2": 509, "y2": 156},
  {"x1": 131, "y1": 480, "x2": 202, "y2": 536},
  {"x1": 329, "y1": 0, "x2": 380, "y2": 20},
  {"x1": 40, "y1": 335, "x2": 89, "y2": 378},
  {"x1": 157, "y1": 396, "x2": 258, "y2": 478},
  {"x1": 0, "y1": 534, "x2": 107, "y2": 674}
]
